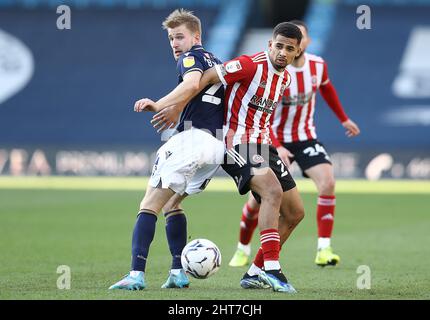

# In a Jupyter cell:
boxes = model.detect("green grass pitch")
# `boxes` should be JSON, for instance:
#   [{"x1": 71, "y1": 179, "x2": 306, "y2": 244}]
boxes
[{"x1": 0, "y1": 177, "x2": 429, "y2": 300}]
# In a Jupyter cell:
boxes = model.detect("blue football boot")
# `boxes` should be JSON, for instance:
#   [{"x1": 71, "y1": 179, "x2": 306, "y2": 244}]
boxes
[
  {"x1": 109, "y1": 271, "x2": 145, "y2": 290},
  {"x1": 258, "y1": 270, "x2": 297, "y2": 293},
  {"x1": 240, "y1": 272, "x2": 271, "y2": 289},
  {"x1": 161, "y1": 269, "x2": 190, "y2": 289}
]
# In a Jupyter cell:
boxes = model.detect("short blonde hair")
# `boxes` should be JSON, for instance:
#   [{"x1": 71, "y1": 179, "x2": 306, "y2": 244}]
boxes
[{"x1": 162, "y1": 8, "x2": 202, "y2": 36}]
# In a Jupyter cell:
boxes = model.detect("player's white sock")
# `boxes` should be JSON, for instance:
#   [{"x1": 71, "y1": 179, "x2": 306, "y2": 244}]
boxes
[
  {"x1": 318, "y1": 237, "x2": 331, "y2": 250},
  {"x1": 238, "y1": 242, "x2": 251, "y2": 256},
  {"x1": 264, "y1": 261, "x2": 281, "y2": 271},
  {"x1": 170, "y1": 269, "x2": 182, "y2": 276},
  {"x1": 247, "y1": 263, "x2": 262, "y2": 276},
  {"x1": 130, "y1": 270, "x2": 143, "y2": 277}
]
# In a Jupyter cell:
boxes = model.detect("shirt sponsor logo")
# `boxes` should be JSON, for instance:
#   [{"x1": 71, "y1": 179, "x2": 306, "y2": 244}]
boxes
[
  {"x1": 183, "y1": 56, "x2": 195, "y2": 68},
  {"x1": 249, "y1": 94, "x2": 278, "y2": 114},
  {"x1": 282, "y1": 92, "x2": 313, "y2": 106},
  {"x1": 225, "y1": 60, "x2": 242, "y2": 73}
]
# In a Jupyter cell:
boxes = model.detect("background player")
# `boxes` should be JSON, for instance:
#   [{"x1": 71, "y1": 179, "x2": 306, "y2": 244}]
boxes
[
  {"x1": 228, "y1": 20, "x2": 361, "y2": 268},
  {"x1": 109, "y1": 9, "x2": 225, "y2": 290},
  {"x1": 153, "y1": 22, "x2": 305, "y2": 293}
]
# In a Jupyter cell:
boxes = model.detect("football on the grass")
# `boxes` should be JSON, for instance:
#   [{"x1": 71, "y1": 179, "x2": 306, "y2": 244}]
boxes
[{"x1": 181, "y1": 239, "x2": 222, "y2": 279}]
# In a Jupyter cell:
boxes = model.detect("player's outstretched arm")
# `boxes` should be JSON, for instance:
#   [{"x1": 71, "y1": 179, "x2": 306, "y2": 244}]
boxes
[
  {"x1": 135, "y1": 71, "x2": 202, "y2": 114},
  {"x1": 319, "y1": 62, "x2": 360, "y2": 137},
  {"x1": 319, "y1": 82, "x2": 360, "y2": 137},
  {"x1": 200, "y1": 66, "x2": 221, "y2": 87},
  {"x1": 152, "y1": 67, "x2": 222, "y2": 132}
]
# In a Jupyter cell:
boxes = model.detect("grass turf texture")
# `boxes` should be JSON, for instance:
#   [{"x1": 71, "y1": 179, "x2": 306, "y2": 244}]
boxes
[{"x1": 0, "y1": 177, "x2": 429, "y2": 300}]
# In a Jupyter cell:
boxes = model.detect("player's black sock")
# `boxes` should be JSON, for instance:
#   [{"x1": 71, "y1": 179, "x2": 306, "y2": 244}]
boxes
[
  {"x1": 165, "y1": 209, "x2": 187, "y2": 270},
  {"x1": 266, "y1": 269, "x2": 289, "y2": 283},
  {"x1": 131, "y1": 210, "x2": 157, "y2": 272}
]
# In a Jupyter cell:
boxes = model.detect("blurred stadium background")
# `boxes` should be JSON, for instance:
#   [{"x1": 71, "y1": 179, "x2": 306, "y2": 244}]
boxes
[
  {"x1": 1, "y1": 0, "x2": 430, "y2": 301},
  {"x1": 0, "y1": 0, "x2": 429, "y2": 180}
]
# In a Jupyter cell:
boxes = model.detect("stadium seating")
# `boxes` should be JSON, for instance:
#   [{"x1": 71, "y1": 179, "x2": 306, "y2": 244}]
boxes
[{"x1": 0, "y1": 0, "x2": 429, "y2": 178}]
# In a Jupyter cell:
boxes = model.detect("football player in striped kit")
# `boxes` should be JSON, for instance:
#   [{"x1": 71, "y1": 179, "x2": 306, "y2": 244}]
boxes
[
  {"x1": 229, "y1": 20, "x2": 360, "y2": 269},
  {"x1": 154, "y1": 22, "x2": 306, "y2": 293}
]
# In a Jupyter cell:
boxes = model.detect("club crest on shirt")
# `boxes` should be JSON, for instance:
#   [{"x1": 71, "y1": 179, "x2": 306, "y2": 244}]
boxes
[
  {"x1": 252, "y1": 154, "x2": 265, "y2": 164},
  {"x1": 312, "y1": 75, "x2": 318, "y2": 85},
  {"x1": 280, "y1": 84, "x2": 287, "y2": 96},
  {"x1": 183, "y1": 56, "x2": 195, "y2": 68},
  {"x1": 226, "y1": 60, "x2": 242, "y2": 73}
]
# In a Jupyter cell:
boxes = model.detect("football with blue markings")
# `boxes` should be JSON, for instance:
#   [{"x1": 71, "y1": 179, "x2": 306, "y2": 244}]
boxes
[{"x1": 181, "y1": 239, "x2": 222, "y2": 279}]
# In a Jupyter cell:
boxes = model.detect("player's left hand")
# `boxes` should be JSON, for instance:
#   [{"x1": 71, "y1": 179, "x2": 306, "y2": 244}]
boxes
[
  {"x1": 134, "y1": 98, "x2": 157, "y2": 112},
  {"x1": 151, "y1": 106, "x2": 181, "y2": 133},
  {"x1": 342, "y1": 119, "x2": 360, "y2": 137},
  {"x1": 276, "y1": 146, "x2": 294, "y2": 168}
]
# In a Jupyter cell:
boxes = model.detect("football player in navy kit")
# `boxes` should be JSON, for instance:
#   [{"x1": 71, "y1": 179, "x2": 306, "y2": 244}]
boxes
[{"x1": 109, "y1": 9, "x2": 225, "y2": 291}]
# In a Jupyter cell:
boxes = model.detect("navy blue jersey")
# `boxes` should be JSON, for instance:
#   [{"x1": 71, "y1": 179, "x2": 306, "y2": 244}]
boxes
[{"x1": 176, "y1": 45, "x2": 224, "y2": 136}]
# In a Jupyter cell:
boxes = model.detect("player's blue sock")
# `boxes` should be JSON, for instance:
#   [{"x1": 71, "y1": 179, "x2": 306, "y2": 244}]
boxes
[
  {"x1": 131, "y1": 210, "x2": 158, "y2": 272},
  {"x1": 165, "y1": 209, "x2": 187, "y2": 270}
]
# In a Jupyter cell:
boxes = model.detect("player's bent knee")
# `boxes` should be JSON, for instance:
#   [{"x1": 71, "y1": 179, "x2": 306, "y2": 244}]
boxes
[
  {"x1": 162, "y1": 203, "x2": 182, "y2": 214},
  {"x1": 295, "y1": 207, "x2": 305, "y2": 224},
  {"x1": 320, "y1": 178, "x2": 336, "y2": 195},
  {"x1": 283, "y1": 201, "x2": 305, "y2": 227}
]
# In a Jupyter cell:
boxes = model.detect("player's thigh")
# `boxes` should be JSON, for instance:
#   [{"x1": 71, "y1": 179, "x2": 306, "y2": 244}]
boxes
[
  {"x1": 304, "y1": 163, "x2": 336, "y2": 194},
  {"x1": 140, "y1": 186, "x2": 176, "y2": 214},
  {"x1": 249, "y1": 168, "x2": 283, "y2": 201},
  {"x1": 223, "y1": 143, "x2": 282, "y2": 199},
  {"x1": 252, "y1": 145, "x2": 297, "y2": 203}
]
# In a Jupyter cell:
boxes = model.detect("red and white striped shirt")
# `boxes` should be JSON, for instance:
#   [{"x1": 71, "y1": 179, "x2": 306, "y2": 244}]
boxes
[
  {"x1": 272, "y1": 53, "x2": 332, "y2": 143},
  {"x1": 215, "y1": 51, "x2": 291, "y2": 149}
]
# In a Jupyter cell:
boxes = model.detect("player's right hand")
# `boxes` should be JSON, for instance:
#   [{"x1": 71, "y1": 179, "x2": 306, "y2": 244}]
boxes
[
  {"x1": 151, "y1": 106, "x2": 181, "y2": 133},
  {"x1": 134, "y1": 98, "x2": 157, "y2": 112},
  {"x1": 342, "y1": 119, "x2": 360, "y2": 137},
  {"x1": 276, "y1": 146, "x2": 293, "y2": 168}
]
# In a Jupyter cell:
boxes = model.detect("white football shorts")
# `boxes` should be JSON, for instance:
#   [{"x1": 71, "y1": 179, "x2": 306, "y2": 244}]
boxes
[{"x1": 148, "y1": 127, "x2": 225, "y2": 195}]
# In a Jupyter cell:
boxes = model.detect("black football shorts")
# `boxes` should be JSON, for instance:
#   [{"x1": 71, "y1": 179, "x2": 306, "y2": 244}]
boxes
[
  {"x1": 283, "y1": 139, "x2": 332, "y2": 178},
  {"x1": 221, "y1": 143, "x2": 296, "y2": 202}
]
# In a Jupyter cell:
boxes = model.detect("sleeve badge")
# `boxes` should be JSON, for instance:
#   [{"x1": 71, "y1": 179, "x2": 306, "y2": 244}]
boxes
[
  {"x1": 183, "y1": 56, "x2": 195, "y2": 68},
  {"x1": 225, "y1": 60, "x2": 242, "y2": 73}
]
